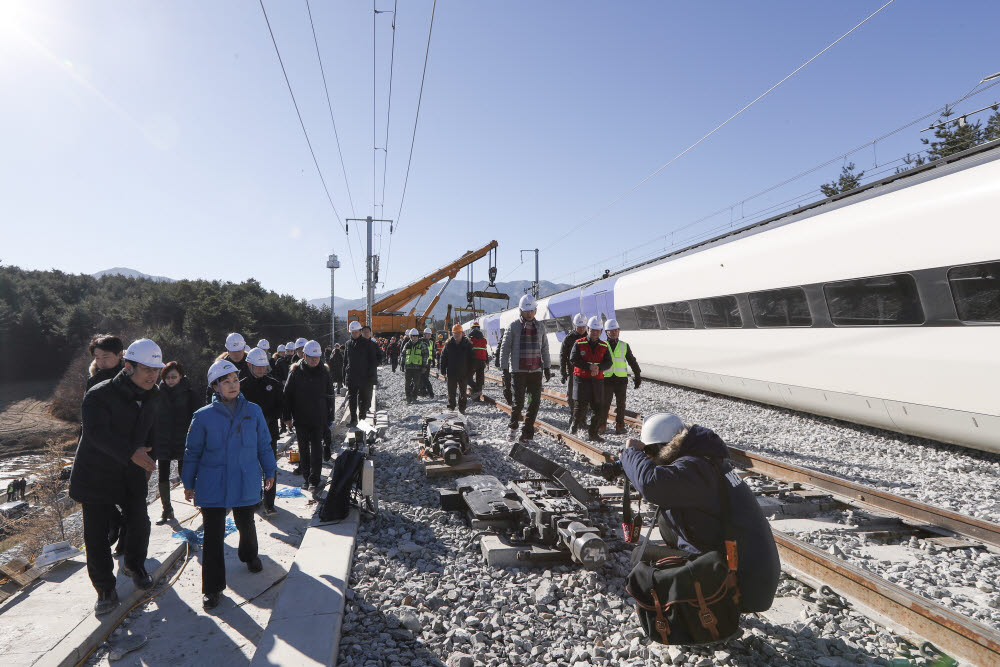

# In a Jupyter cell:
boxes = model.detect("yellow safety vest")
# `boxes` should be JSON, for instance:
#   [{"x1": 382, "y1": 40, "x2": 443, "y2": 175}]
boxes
[{"x1": 604, "y1": 339, "x2": 629, "y2": 378}]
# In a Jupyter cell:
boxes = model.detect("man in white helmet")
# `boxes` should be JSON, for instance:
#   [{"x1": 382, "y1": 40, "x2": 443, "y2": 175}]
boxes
[
  {"x1": 293, "y1": 337, "x2": 308, "y2": 362},
  {"x1": 559, "y1": 313, "x2": 588, "y2": 430},
  {"x1": 343, "y1": 321, "x2": 378, "y2": 426},
  {"x1": 499, "y1": 294, "x2": 552, "y2": 444},
  {"x1": 70, "y1": 338, "x2": 165, "y2": 615},
  {"x1": 568, "y1": 317, "x2": 612, "y2": 442},
  {"x1": 282, "y1": 340, "x2": 334, "y2": 490},
  {"x1": 600, "y1": 318, "x2": 642, "y2": 435},
  {"x1": 400, "y1": 328, "x2": 430, "y2": 404},
  {"x1": 257, "y1": 339, "x2": 270, "y2": 353},
  {"x1": 619, "y1": 414, "x2": 780, "y2": 613}
]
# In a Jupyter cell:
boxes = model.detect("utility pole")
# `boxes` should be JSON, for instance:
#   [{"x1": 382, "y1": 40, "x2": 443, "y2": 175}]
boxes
[
  {"x1": 326, "y1": 253, "x2": 340, "y2": 343},
  {"x1": 521, "y1": 248, "x2": 539, "y2": 298},
  {"x1": 346, "y1": 216, "x2": 392, "y2": 330}
]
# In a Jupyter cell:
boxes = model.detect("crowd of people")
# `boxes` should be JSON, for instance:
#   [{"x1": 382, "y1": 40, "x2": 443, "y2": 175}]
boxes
[
  {"x1": 68, "y1": 300, "x2": 778, "y2": 633},
  {"x1": 5, "y1": 478, "x2": 27, "y2": 502}
]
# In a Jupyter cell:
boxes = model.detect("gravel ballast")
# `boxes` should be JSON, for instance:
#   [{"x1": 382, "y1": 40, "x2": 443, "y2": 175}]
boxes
[{"x1": 337, "y1": 369, "x2": 918, "y2": 666}]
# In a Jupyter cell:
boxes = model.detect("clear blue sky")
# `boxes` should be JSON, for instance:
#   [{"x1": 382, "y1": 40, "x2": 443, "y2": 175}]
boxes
[{"x1": 2, "y1": 1, "x2": 997, "y2": 301}]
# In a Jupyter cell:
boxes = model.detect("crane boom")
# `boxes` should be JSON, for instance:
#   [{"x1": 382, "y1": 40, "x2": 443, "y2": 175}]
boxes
[{"x1": 347, "y1": 240, "x2": 499, "y2": 334}]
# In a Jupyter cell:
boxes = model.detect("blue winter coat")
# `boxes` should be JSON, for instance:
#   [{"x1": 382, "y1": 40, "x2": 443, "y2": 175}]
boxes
[
  {"x1": 182, "y1": 393, "x2": 278, "y2": 509},
  {"x1": 621, "y1": 425, "x2": 780, "y2": 612}
]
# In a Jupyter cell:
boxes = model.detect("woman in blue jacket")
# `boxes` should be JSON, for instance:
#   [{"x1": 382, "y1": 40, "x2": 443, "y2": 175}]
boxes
[{"x1": 183, "y1": 360, "x2": 277, "y2": 611}]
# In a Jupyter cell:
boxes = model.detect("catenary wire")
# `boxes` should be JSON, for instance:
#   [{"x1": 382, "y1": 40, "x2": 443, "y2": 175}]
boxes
[
  {"x1": 539, "y1": 0, "x2": 898, "y2": 254},
  {"x1": 383, "y1": 0, "x2": 436, "y2": 289},
  {"x1": 258, "y1": 0, "x2": 344, "y2": 228},
  {"x1": 305, "y1": 0, "x2": 357, "y2": 218}
]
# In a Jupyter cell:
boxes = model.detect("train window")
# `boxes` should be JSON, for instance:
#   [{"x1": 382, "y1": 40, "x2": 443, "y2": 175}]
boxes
[
  {"x1": 698, "y1": 296, "x2": 743, "y2": 328},
  {"x1": 614, "y1": 308, "x2": 639, "y2": 331},
  {"x1": 824, "y1": 274, "x2": 924, "y2": 326},
  {"x1": 557, "y1": 315, "x2": 575, "y2": 331},
  {"x1": 656, "y1": 301, "x2": 695, "y2": 329},
  {"x1": 749, "y1": 287, "x2": 812, "y2": 327},
  {"x1": 948, "y1": 261, "x2": 1000, "y2": 322},
  {"x1": 634, "y1": 305, "x2": 660, "y2": 330}
]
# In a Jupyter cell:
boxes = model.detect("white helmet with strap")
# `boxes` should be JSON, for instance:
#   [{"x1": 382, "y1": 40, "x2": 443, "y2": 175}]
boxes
[
  {"x1": 123, "y1": 339, "x2": 165, "y2": 368},
  {"x1": 225, "y1": 332, "x2": 246, "y2": 352},
  {"x1": 572, "y1": 313, "x2": 587, "y2": 327},
  {"x1": 247, "y1": 348, "x2": 270, "y2": 367},
  {"x1": 586, "y1": 316, "x2": 603, "y2": 330},
  {"x1": 207, "y1": 360, "x2": 239, "y2": 386}
]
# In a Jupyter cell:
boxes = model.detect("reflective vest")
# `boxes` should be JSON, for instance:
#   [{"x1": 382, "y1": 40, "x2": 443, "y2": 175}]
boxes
[
  {"x1": 604, "y1": 339, "x2": 629, "y2": 378},
  {"x1": 404, "y1": 340, "x2": 429, "y2": 367},
  {"x1": 470, "y1": 331, "x2": 488, "y2": 360},
  {"x1": 573, "y1": 338, "x2": 610, "y2": 379}
]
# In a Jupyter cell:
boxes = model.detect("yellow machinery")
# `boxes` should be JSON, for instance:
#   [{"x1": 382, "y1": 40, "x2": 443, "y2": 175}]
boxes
[{"x1": 348, "y1": 241, "x2": 499, "y2": 334}]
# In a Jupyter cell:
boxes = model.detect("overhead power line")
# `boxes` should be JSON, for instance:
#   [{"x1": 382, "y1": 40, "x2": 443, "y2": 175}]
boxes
[
  {"x1": 258, "y1": 0, "x2": 344, "y2": 227},
  {"x1": 305, "y1": 0, "x2": 357, "y2": 218},
  {"x1": 540, "y1": 0, "x2": 898, "y2": 253},
  {"x1": 383, "y1": 0, "x2": 437, "y2": 289}
]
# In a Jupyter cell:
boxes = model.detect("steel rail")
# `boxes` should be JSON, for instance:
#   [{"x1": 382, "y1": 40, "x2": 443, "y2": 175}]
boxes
[
  {"x1": 430, "y1": 371, "x2": 614, "y2": 464},
  {"x1": 774, "y1": 530, "x2": 1000, "y2": 666},
  {"x1": 481, "y1": 372, "x2": 643, "y2": 426},
  {"x1": 728, "y1": 447, "x2": 1000, "y2": 550}
]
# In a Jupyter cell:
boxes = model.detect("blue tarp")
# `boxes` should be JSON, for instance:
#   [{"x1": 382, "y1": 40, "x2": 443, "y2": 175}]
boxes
[
  {"x1": 276, "y1": 486, "x2": 305, "y2": 498},
  {"x1": 171, "y1": 517, "x2": 237, "y2": 545}
]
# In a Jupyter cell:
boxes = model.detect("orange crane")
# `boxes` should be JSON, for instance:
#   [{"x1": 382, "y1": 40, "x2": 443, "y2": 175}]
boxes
[{"x1": 348, "y1": 241, "x2": 499, "y2": 334}]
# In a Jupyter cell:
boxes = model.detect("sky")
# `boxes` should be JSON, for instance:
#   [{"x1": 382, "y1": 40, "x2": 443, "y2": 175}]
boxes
[{"x1": 1, "y1": 1, "x2": 998, "y2": 302}]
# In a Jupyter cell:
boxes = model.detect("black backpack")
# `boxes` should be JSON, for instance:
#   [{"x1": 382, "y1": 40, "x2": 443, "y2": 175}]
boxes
[
  {"x1": 318, "y1": 449, "x2": 366, "y2": 522},
  {"x1": 625, "y1": 461, "x2": 742, "y2": 645}
]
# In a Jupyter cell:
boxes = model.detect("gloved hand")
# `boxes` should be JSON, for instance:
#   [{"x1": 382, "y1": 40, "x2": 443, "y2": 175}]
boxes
[
  {"x1": 544, "y1": 368, "x2": 551, "y2": 382},
  {"x1": 634, "y1": 375, "x2": 641, "y2": 389}
]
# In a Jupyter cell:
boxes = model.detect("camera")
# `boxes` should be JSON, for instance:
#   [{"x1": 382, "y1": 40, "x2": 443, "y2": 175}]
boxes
[{"x1": 599, "y1": 460, "x2": 624, "y2": 482}]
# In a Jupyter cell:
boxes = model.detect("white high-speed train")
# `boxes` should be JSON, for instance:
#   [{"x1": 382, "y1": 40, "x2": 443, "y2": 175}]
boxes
[{"x1": 468, "y1": 141, "x2": 1000, "y2": 454}]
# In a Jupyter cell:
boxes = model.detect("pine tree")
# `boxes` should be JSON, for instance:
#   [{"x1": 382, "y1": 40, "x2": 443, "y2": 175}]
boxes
[
  {"x1": 921, "y1": 105, "x2": 983, "y2": 160},
  {"x1": 982, "y1": 106, "x2": 1000, "y2": 143},
  {"x1": 820, "y1": 162, "x2": 865, "y2": 197}
]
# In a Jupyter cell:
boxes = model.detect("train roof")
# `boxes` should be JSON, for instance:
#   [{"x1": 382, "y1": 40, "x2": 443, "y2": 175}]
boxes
[{"x1": 530, "y1": 138, "x2": 1000, "y2": 304}]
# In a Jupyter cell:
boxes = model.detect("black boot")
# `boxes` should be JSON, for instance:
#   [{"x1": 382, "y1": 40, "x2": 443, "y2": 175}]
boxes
[
  {"x1": 157, "y1": 508, "x2": 174, "y2": 524},
  {"x1": 203, "y1": 592, "x2": 222, "y2": 610},
  {"x1": 94, "y1": 589, "x2": 119, "y2": 616}
]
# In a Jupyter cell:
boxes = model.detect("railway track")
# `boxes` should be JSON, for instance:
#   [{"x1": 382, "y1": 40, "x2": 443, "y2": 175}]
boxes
[{"x1": 437, "y1": 371, "x2": 1000, "y2": 665}]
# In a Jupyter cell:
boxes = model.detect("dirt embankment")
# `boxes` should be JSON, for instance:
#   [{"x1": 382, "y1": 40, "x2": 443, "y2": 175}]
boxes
[{"x1": 0, "y1": 380, "x2": 78, "y2": 459}]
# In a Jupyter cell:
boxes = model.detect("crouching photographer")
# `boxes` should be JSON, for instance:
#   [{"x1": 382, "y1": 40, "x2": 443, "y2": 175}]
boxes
[{"x1": 612, "y1": 413, "x2": 780, "y2": 645}]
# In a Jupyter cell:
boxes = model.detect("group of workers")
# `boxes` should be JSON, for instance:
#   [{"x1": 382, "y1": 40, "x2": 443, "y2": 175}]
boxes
[
  {"x1": 5, "y1": 478, "x2": 27, "y2": 502},
  {"x1": 69, "y1": 303, "x2": 780, "y2": 638}
]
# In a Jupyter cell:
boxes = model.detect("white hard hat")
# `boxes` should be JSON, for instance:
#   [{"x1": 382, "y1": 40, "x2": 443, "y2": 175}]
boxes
[
  {"x1": 409, "y1": 328, "x2": 419, "y2": 336},
  {"x1": 587, "y1": 316, "x2": 603, "y2": 330},
  {"x1": 294, "y1": 338, "x2": 307, "y2": 349},
  {"x1": 519, "y1": 294, "x2": 537, "y2": 311},
  {"x1": 243, "y1": 344, "x2": 251, "y2": 352},
  {"x1": 207, "y1": 359, "x2": 239, "y2": 386},
  {"x1": 572, "y1": 313, "x2": 587, "y2": 327},
  {"x1": 640, "y1": 413, "x2": 685, "y2": 447},
  {"x1": 285, "y1": 341, "x2": 294, "y2": 350},
  {"x1": 424, "y1": 327, "x2": 432, "y2": 334},
  {"x1": 304, "y1": 340, "x2": 322, "y2": 357},
  {"x1": 247, "y1": 348, "x2": 270, "y2": 367},
  {"x1": 349, "y1": 321, "x2": 362, "y2": 332},
  {"x1": 277, "y1": 344, "x2": 286, "y2": 352},
  {"x1": 123, "y1": 338, "x2": 165, "y2": 369},
  {"x1": 257, "y1": 339, "x2": 270, "y2": 351},
  {"x1": 225, "y1": 333, "x2": 246, "y2": 352},
  {"x1": 605, "y1": 318, "x2": 620, "y2": 331}
]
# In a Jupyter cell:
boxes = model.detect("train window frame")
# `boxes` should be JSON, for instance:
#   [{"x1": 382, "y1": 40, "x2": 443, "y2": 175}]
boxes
[
  {"x1": 614, "y1": 307, "x2": 639, "y2": 331},
  {"x1": 698, "y1": 295, "x2": 743, "y2": 328},
  {"x1": 655, "y1": 301, "x2": 696, "y2": 329},
  {"x1": 947, "y1": 261, "x2": 1000, "y2": 323},
  {"x1": 823, "y1": 273, "x2": 925, "y2": 326},
  {"x1": 748, "y1": 287, "x2": 813, "y2": 327},
  {"x1": 634, "y1": 305, "x2": 660, "y2": 330}
]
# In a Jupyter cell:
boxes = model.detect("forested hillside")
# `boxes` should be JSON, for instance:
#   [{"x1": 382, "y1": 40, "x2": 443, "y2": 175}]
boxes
[{"x1": 0, "y1": 265, "x2": 331, "y2": 404}]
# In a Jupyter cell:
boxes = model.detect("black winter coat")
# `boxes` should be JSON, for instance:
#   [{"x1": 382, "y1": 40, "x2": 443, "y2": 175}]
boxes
[
  {"x1": 153, "y1": 376, "x2": 199, "y2": 461},
  {"x1": 439, "y1": 337, "x2": 474, "y2": 378},
  {"x1": 87, "y1": 360, "x2": 124, "y2": 390},
  {"x1": 282, "y1": 360, "x2": 334, "y2": 426},
  {"x1": 241, "y1": 372, "x2": 284, "y2": 426},
  {"x1": 271, "y1": 356, "x2": 291, "y2": 384},
  {"x1": 559, "y1": 332, "x2": 585, "y2": 379},
  {"x1": 70, "y1": 371, "x2": 159, "y2": 504},
  {"x1": 343, "y1": 337, "x2": 377, "y2": 386},
  {"x1": 329, "y1": 349, "x2": 344, "y2": 379}
]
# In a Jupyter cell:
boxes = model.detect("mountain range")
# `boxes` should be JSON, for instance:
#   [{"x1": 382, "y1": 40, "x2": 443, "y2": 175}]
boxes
[
  {"x1": 89, "y1": 268, "x2": 571, "y2": 317},
  {"x1": 307, "y1": 279, "x2": 572, "y2": 317}
]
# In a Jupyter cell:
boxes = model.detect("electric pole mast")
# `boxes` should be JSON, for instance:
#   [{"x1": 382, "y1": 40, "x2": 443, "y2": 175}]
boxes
[
  {"x1": 346, "y1": 216, "x2": 392, "y2": 330},
  {"x1": 521, "y1": 248, "x2": 540, "y2": 298}
]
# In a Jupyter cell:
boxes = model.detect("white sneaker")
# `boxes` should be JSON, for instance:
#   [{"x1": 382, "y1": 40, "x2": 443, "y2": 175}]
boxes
[{"x1": 508, "y1": 428, "x2": 518, "y2": 442}]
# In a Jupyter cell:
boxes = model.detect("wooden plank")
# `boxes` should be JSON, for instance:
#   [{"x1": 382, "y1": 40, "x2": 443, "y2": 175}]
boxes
[{"x1": 423, "y1": 453, "x2": 483, "y2": 478}]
